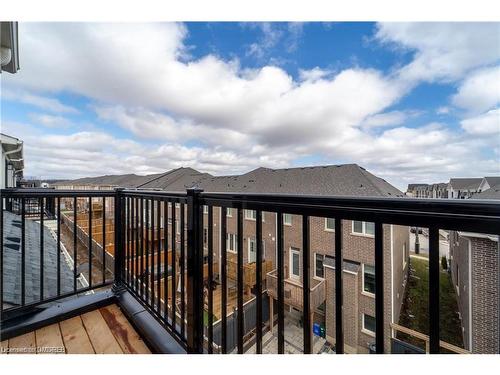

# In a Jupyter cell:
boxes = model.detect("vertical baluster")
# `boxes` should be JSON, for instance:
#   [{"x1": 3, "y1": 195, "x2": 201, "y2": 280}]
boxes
[
  {"x1": 73, "y1": 197, "x2": 77, "y2": 292},
  {"x1": 180, "y1": 203, "x2": 186, "y2": 337},
  {"x1": 164, "y1": 199, "x2": 169, "y2": 323},
  {"x1": 237, "y1": 208, "x2": 244, "y2": 353},
  {"x1": 102, "y1": 197, "x2": 106, "y2": 284},
  {"x1": 171, "y1": 201, "x2": 177, "y2": 328},
  {"x1": 88, "y1": 197, "x2": 92, "y2": 288},
  {"x1": 302, "y1": 215, "x2": 311, "y2": 354},
  {"x1": 429, "y1": 226, "x2": 440, "y2": 353},
  {"x1": 375, "y1": 221, "x2": 384, "y2": 354},
  {"x1": 208, "y1": 205, "x2": 214, "y2": 353},
  {"x1": 126, "y1": 197, "x2": 130, "y2": 286},
  {"x1": 335, "y1": 218, "x2": 344, "y2": 354},
  {"x1": 157, "y1": 199, "x2": 162, "y2": 311},
  {"x1": 277, "y1": 212, "x2": 285, "y2": 353},
  {"x1": 140, "y1": 198, "x2": 145, "y2": 299},
  {"x1": 57, "y1": 198, "x2": 61, "y2": 296},
  {"x1": 40, "y1": 197, "x2": 44, "y2": 301},
  {"x1": 151, "y1": 199, "x2": 156, "y2": 307},
  {"x1": 221, "y1": 207, "x2": 227, "y2": 354},
  {"x1": 256, "y1": 210, "x2": 263, "y2": 354},
  {"x1": 145, "y1": 199, "x2": 150, "y2": 305},
  {"x1": 21, "y1": 198, "x2": 25, "y2": 305},
  {"x1": 134, "y1": 198, "x2": 139, "y2": 293},
  {"x1": 1, "y1": 196, "x2": 4, "y2": 314}
]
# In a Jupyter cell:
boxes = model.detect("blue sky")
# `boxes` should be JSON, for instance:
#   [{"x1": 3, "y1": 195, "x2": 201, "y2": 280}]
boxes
[{"x1": 1, "y1": 22, "x2": 499, "y2": 189}]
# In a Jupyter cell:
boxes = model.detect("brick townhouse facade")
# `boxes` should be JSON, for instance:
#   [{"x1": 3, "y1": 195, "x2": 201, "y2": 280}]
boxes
[
  {"x1": 54, "y1": 164, "x2": 410, "y2": 353},
  {"x1": 449, "y1": 186, "x2": 500, "y2": 354}
]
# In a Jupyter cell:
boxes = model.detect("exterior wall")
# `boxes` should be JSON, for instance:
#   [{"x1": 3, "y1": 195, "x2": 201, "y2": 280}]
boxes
[
  {"x1": 451, "y1": 233, "x2": 499, "y2": 353},
  {"x1": 450, "y1": 232, "x2": 470, "y2": 350},
  {"x1": 470, "y1": 237, "x2": 499, "y2": 353},
  {"x1": 325, "y1": 266, "x2": 359, "y2": 353}
]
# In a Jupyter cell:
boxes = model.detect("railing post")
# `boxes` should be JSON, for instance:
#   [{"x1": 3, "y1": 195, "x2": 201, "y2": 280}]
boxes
[
  {"x1": 113, "y1": 188, "x2": 125, "y2": 291},
  {"x1": 186, "y1": 188, "x2": 204, "y2": 353}
]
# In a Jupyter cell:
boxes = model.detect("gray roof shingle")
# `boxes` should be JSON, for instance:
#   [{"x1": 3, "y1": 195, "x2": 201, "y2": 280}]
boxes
[
  {"x1": 449, "y1": 178, "x2": 483, "y2": 190},
  {"x1": 2, "y1": 211, "x2": 75, "y2": 306}
]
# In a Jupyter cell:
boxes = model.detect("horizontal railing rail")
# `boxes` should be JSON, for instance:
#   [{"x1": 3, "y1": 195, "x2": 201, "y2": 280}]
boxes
[{"x1": 1, "y1": 187, "x2": 499, "y2": 354}]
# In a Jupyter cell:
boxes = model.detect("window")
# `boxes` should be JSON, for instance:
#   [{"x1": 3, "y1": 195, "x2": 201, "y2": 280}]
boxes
[
  {"x1": 244, "y1": 209, "x2": 257, "y2": 220},
  {"x1": 363, "y1": 264, "x2": 375, "y2": 295},
  {"x1": 226, "y1": 233, "x2": 237, "y2": 252},
  {"x1": 283, "y1": 213, "x2": 292, "y2": 226},
  {"x1": 176, "y1": 220, "x2": 180, "y2": 234},
  {"x1": 352, "y1": 221, "x2": 375, "y2": 236},
  {"x1": 325, "y1": 218, "x2": 335, "y2": 231},
  {"x1": 289, "y1": 247, "x2": 300, "y2": 280},
  {"x1": 315, "y1": 253, "x2": 324, "y2": 279},
  {"x1": 226, "y1": 207, "x2": 233, "y2": 217},
  {"x1": 203, "y1": 205, "x2": 208, "y2": 214},
  {"x1": 363, "y1": 314, "x2": 376, "y2": 335}
]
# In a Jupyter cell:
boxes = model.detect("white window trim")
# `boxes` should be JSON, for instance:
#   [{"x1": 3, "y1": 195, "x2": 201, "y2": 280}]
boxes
[
  {"x1": 362, "y1": 314, "x2": 376, "y2": 337},
  {"x1": 226, "y1": 207, "x2": 233, "y2": 217},
  {"x1": 244, "y1": 209, "x2": 256, "y2": 221},
  {"x1": 314, "y1": 253, "x2": 325, "y2": 280},
  {"x1": 226, "y1": 233, "x2": 237, "y2": 253},
  {"x1": 289, "y1": 247, "x2": 301, "y2": 281},
  {"x1": 283, "y1": 213, "x2": 292, "y2": 226},
  {"x1": 203, "y1": 205, "x2": 209, "y2": 214},
  {"x1": 351, "y1": 221, "x2": 375, "y2": 238},
  {"x1": 361, "y1": 263, "x2": 375, "y2": 298},
  {"x1": 324, "y1": 218, "x2": 335, "y2": 232}
]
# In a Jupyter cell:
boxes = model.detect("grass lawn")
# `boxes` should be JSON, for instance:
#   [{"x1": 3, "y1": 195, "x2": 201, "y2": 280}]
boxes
[{"x1": 397, "y1": 256, "x2": 464, "y2": 352}]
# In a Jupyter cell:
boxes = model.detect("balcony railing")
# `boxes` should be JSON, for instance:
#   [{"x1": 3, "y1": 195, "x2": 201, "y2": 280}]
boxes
[{"x1": 1, "y1": 187, "x2": 499, "y2": 354}]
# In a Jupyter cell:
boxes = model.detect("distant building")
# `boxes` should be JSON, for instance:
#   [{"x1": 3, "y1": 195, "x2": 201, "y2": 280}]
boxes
[
  {"x1": 406, "y1": 182, "x2": 448, "y2": 198},
  {"x1": 447, "y1": 178, "x2": 483, "y2": 199}
]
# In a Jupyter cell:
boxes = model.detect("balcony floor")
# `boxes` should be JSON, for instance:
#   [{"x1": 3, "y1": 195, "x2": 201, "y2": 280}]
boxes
[{"x1": 1, "y1": 304, "x2": 151, "y2": 354}]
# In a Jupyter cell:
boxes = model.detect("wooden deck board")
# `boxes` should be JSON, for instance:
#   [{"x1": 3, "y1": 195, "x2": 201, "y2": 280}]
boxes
[
  {"x1": 35, "y1": 323, "x2": 65, "y2": 354},
  {"x1": 4, "y1": 304, "x2": 148, "y2": 354},
  {"x1": 100, "y1": 305, "x2": 151, "y2": 354},
  {"x1": 81, "y1": 309, "x2": 124, "y2": 354},
  {"x1": 8, "y1": 332, "x2": 36, "y2": 354},
  {"x1": 59, "y1": 316, "x2": 95, "y2": 354}
]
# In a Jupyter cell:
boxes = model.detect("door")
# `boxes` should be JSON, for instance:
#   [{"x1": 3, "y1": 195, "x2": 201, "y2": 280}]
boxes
[
  {"x1": 289, "y1": 247, "x2": 300, "y2": 281},
  {"x1": 248, "y1": 237, "x2": 256, "y2": 263}
]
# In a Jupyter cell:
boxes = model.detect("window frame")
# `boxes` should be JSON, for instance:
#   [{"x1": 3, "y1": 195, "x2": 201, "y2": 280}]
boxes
[
  {"x1": 289, "y1": 247, "x2": 301, "y2": 281},
  {"x1": 324, "y1": 218, "x2": 335, "y2": 232},
  {"x1": 226, "y1": 207, "x2": 233, "y2": 217},
  {"x1": 226, "y1": 233, "x2": 237, "y2": 253},
  {"x1": 362, "y1": 263, "x2": 376, "y2": 297},
  {"x1": 283, "y1": 213, "x2": 292, "y2": 226},
  {"x1": 362, "y1": 313, "x2": 376, "y2": 337},
  {"x1": 351, "y1": 220, "x2": 375, "y2": 237},
  {"x1": 314, "y1": 253, "x2": 325, "y2": 279},
  {"x1": 244, "y1": 209, "x2": 257, "y2": 221}
]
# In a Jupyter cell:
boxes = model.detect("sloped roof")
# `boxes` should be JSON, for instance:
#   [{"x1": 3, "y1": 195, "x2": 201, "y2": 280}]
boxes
[
  {"x1": 56, "y1": 164, "x2": 403, "y2": 198},
  {"x1": 198, "y1": 164, "x2": 404, "y2": 197},
  {"x1": 449, "y1": 178, "x2": 482, "y2": 190},
  {"x1": 2, "y1": 211, "x2": 76, "y2": 306},
  {"x1": 470, "y1": 183, "x2": 500, "y2": 200},
  {"x1": 53, "y1": 173, "x2": 163, "y2": 188},
  {"x1": 484, "y1": 176, "x2": 500, "y2": 187},
  {"x1": 137, "y1": 167, "x2": 211, "y2": 190}
]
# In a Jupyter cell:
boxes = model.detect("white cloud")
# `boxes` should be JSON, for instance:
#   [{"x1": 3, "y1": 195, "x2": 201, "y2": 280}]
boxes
[
  {"x1": 436, "y1": 106, "x2": 450, "y2": 115},
  {"x1": 361, "y1": 110, "x2": 413, "y2": 128},
  {"x1": 452, "y1": 66, "x2": 500, "y2": 113},
  {"x1": 461, "y1": 109, "x2": 500, "y2": 136},
  {"x1": 2, "y1": 89, "x2": 79, "y2": 113},
  {"x1": 28, "y1": 113, "x2": 73, "y2": 128},
  {"x1": 375, "y1": 23, "x2": 500, "y2": 84},
  {"x1": 4, "y1": 22, "x2": 500, "y2": 188}
]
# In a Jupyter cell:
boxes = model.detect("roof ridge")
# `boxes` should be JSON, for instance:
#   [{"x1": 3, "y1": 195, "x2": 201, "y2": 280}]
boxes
[{"x1": 136, "y1": 167, "x2": 184, "y2": 188}]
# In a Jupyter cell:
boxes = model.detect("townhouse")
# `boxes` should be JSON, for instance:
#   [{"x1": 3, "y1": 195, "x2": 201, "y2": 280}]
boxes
[{"x1": 54, "y1": 164, "x2": 410, "y2": 353}]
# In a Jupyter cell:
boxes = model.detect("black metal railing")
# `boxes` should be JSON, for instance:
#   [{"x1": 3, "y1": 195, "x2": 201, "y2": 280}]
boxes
[{"x1": 1, "y1": 187, "x2": 499, "y2": 354}]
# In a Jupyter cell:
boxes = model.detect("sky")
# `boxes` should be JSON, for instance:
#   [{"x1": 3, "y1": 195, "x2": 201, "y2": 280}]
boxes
[{"x1": 1, "y1": 22, "x2": 499, "y2": 190}]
